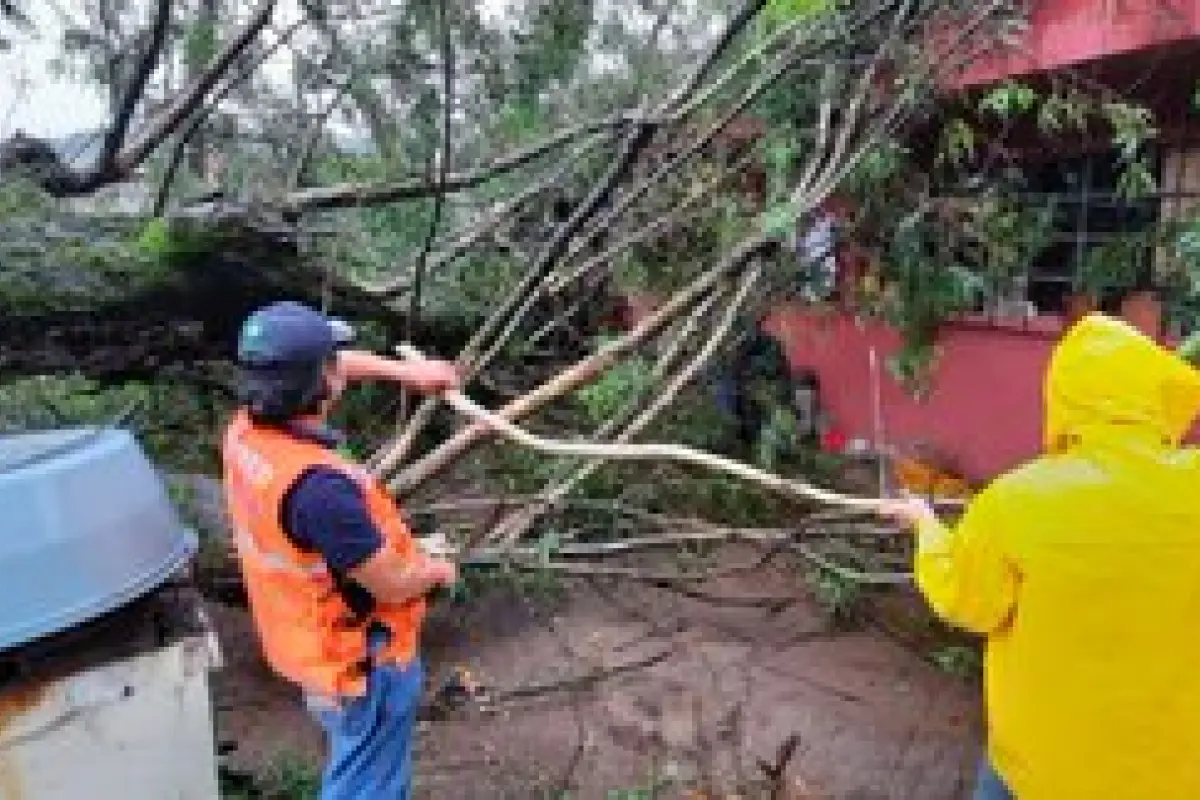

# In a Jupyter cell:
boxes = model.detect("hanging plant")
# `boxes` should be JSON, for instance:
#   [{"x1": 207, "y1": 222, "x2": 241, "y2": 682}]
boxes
[{"x1": 880, "y1": 211, "x2": 982, "y2": 396}]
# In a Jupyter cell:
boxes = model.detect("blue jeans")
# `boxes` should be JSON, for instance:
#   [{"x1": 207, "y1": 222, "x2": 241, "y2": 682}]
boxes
[
  {"x1": 974, "y1": 759, "x2": 1015, "y2": 800},
  {"x1": 306, "y1": 657, "x2": 424, "y2": 800}
]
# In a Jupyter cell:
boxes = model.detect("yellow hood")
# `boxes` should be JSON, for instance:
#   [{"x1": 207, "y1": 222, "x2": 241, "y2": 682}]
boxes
[{"x1": 1044, "y1": 313, "x2": 1200, "y2": 451}]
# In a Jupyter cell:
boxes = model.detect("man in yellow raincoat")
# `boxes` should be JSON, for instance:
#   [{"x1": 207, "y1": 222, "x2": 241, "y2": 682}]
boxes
[{"x1": 881, "y1": 313, "x2": 1200, "y2": 800}]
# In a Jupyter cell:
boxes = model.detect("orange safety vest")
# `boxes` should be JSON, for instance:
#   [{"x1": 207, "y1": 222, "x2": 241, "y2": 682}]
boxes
[{"x1": 220, "y1": 409, "x2": 426, "y2": 698}]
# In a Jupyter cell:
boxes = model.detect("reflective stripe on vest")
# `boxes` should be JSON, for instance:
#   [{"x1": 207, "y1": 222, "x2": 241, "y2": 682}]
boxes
[{"x1": 233, "y1": 526, "x2": 328, "y2": 578}]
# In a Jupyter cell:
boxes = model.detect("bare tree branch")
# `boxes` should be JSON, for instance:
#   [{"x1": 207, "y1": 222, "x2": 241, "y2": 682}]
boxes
[
  {"x1": 662, "y1": 0, "x2": 769, "y2": 113},
  {"x1": 3, "y1": 0, "x2": 278, "y2": 197},
  {"x1": 371, "y1": 0, "x2": 776, "y2": 474},
  {"x1": 98, "y1": 0, "x2": 173, "y2": 174},
  {"x1": 119, "y1": 0, "x2": 279, "y2": 174},
  {"x1": 280, "y1": 114, "x2": 650, "y2": 212},
  {"x1": 394, "y1": 334, "x2": 884, "y2": 516},
  {"x1": 153, "y1": 18, "x2": 304, "y2": 215},
  {"x1": 384, "y1": 235, "x2": 770, "y2": 492},
  {"x1": 298, "y1": 0, "x2": 397, "y2": 161},
  {"x1": 350, "y1": 134, "x2": 609, "y2": 297},
  {"x1": 488, "y1": 263, "x2": 764, "y2": 547},
  {"x1": 287, "y1": 79, "x2": 353, "y2": 191},
  {"x1": 402, "y1": 0, "x2": 455, "y2": 420}
]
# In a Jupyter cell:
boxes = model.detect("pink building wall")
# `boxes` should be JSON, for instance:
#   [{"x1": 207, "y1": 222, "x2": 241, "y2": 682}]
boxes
[
  {"x1": 761, "y1": 308, "x2": 1061, "y2": 483},
  {"x1": 948, "y1": 0, "x2": 1200, "y2": 88},
  {"x1": 619, "y1": 295, "x2": 1189, "y2": 484}
]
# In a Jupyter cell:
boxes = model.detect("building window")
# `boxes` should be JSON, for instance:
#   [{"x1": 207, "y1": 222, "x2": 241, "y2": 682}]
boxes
[{"x1": 1021, "y1": 149, "x2": 1161, "y2": 314}]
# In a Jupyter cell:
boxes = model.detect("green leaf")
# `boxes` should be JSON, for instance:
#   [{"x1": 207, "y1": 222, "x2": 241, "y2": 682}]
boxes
[
  {"x1": 1102, "y1": 101, "x2": 1157, "y2": 160},
  {"x1": 1036, "y1": 92, "x2": 1085, "y2": 133},
  {"x1": 183, "y1": 19, "x2": 217, "y2": 70},
  {"x1": 763, "y1": 0, "x2": 831, "y2": 23},
  {"x1": 536, "y1": 531, "x2": 561, "y2": 565},
  {"x1": 762, "y1": 202, "x2": 796, "y2": 239},
  {"x1": 1177, "y1": 331, "x2": 1200, "y2": 367},
  {"x1": 978, "y1": 81, "x2": 1037, "y2": 118},
  {"x1": 1116, "y1": 158, "x2": 1156, "y2": 200},
  {"x1": 938, "y1": 118, "x2": 975, "y2": 167}
]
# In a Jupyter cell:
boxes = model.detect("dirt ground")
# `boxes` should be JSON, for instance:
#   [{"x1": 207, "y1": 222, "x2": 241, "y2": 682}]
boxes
[{"x1": 209, "y1": 546, "x2": 983, "y2": 799}]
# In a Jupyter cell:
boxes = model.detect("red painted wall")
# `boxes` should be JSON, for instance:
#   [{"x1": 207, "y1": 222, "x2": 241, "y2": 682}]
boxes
[
  {"x1": 946, "y1": 0, "x2": 1200, "y2": 88},
  {"x1": 761, "y1": 307, "x2": 1061, "y2": 483},
  {"x1": 619, "y1": 292, "x2": 1185, "y2": 485}
]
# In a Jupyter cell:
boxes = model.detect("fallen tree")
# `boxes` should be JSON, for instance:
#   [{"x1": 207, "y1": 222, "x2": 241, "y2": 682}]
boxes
[
  {"x1": 1, "y1": 0, "x2": 1030, "y2": 575},
  {"x1": 0, "y1": 201, "x2": 471, "y2": 380}
]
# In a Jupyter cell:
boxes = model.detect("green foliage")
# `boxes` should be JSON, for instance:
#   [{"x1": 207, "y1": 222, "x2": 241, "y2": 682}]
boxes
[
  {"x1": 762, "y1": 200, "x2": 797, "y2": 239},
  {"x1": 846, "y1": 138, "x2": 907, "y2": 192},
  {"x1": 1158, "y1": 215, "x2": 1200, "y2": 333},
  {"x1": 183, "y1": 18, "x2": 218, "y2": 70},
  {"x1": 0, "y1": 210, "x2": 178, "y2": 314},
  {"x1": 574, "y1": 351, "x2": 655, "y2": 424},
  {"x1": 456, "y1": 555, "x2": 568, "y2": 606},
  {"x1": 0, "y1": 375, "x2": 230, "y2": 474},
  {"x1": 963, "y1": 195, "x2": 1055, "y2": 300},
  {"x1": 511, "y1": 0, "x2": 596, "y2": 107},
  {"x1": 754, "y1": 405, "x2": 799, "y2": 473},
  {"x1": 763, "y1": 0, "x2": 831, "y2": 20},
  {"x1": 937, "y1": 118, "x2": 975, "y2": 168},
  {"x1": 810, "y1": 563, "x2": 863, "y2": 622},
  {"x1": 871, "y1": 213, "x2": 986, "y2": 393},
  {"x1": 758, "y1": 0, "x2": 835, "y2": 39},
  {"x1": 0, "y1": 177, "x2": 55, "y2": 217},
  {"x1": 133, "y1": 217, "x2": 218, "y2": 274},
  {"x1": 977, "y1": 84, "x2": 1158, "y2": 197},
  {"x1": 1102, "y1": 102, "x2": 1157, "y2": 163},
  {"x1": 1076, "y1": 235, "x2": 1148, "y2": 296},
  {"x1": 1173, "y1": 216, "x2": 1200, "y2": 277},
  {"x1": 435, "y1": 253, "x2": 531, "y2": 327},
  {"x1": 1115, "y1": 156, "x2": 1157, "y2": 201},
  {"x1": 928, "y1": 643, "x2": 982, "y2": 680},
  {"x1": 883, "y1": 214, "x2": 981, "y2": 341},
  {"x1": 977, "y1": 80, "x2": 1038, "y2": 118},
  {"x1": 1036, "y1": 92, "x2": 1088, "y2": 134},
  {"x1": 1177, "y1": 328, "x2": 1200, "y2": 367},
  {"x1": 220, "y1": 755, "x2": 321, "y2": 800}
]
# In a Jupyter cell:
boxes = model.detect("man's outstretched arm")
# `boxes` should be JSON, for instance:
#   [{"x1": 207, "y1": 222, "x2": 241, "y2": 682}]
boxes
[
  {"x1": 337, "y1": 350, "x2": 460, "y2": 394},
  {"x1": 879, "y1": 492, "x2": 1019, "y2": 635}
]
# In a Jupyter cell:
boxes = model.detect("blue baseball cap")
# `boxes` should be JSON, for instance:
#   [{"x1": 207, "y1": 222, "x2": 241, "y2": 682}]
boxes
[{"x1": 236, "y1": 301, "x2": 355, "y2": 368}]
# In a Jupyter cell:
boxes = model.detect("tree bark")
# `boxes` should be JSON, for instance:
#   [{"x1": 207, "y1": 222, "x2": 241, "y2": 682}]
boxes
[{"x1": 0, "y1": 208, "x2": 444, "y2": 381}]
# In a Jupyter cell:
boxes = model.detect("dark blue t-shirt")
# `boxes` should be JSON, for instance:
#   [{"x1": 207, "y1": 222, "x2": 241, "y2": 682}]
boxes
[{"x1": 281, "y1": 465, "x2": 383, "y2": 615}]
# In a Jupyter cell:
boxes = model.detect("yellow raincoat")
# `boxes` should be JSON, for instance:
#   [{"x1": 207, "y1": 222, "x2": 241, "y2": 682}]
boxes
[{"x1": 913, "y1": 313, "x2": 1200, "y2": 799}]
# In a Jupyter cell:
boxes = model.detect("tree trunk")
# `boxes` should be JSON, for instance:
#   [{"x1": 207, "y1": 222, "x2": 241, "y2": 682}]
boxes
[{"x1": 0, "y1": 206, "x2": 455, "y2": 381}]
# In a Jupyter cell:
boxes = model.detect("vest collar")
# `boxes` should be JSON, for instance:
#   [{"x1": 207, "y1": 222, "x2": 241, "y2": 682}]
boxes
[{"x1": 282, "y1": 417, "x2": 345, "y2": 450}]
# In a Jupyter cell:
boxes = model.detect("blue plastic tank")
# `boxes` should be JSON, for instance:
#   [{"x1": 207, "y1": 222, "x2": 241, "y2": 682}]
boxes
[{"x1": 0, "y1": 427, "x2": 197, "y2": 652}]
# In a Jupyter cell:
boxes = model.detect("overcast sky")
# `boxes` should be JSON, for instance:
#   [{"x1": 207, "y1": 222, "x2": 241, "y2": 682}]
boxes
[
  {"x1": 0, "y1": 0, "x2": 358, "y2": 140},
  {"x1": 0, "y1": 3, "x2": 108, "y2": 139},
  {"x1": 0, "y1": 0, "x2": 691, "y2": 141}
]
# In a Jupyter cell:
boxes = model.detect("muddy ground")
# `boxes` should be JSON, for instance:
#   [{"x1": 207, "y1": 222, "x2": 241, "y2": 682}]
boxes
[{"x1": 210, "y1": 544, "x2": 983, "y2": 799}]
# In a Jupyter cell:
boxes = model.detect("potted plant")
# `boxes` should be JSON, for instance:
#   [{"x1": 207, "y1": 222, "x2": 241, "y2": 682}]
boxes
[
  {"x1": 969, "y1": 197, "x2": 1054, "y2": 318},
  {"x1": 1075, "y1": 236, "x2": 1151, "y2": 332}
]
